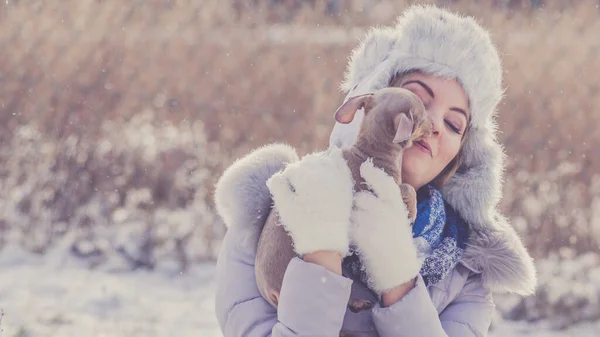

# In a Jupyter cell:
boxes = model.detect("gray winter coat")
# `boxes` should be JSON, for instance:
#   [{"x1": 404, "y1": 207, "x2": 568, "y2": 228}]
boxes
[{"x1": 213, "y1": 143, "x2": 535, "y2": 337}]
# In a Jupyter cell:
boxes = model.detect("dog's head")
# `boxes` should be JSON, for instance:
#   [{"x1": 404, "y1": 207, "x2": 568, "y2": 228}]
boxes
[{"x1": 334, "y1": 87, "x2": 433, "y2": 149}]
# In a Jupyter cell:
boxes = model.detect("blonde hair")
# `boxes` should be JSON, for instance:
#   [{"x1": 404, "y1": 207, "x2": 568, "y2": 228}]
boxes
[{"x1": 430, "y1": 130, "x2": 468, "y2": 189}]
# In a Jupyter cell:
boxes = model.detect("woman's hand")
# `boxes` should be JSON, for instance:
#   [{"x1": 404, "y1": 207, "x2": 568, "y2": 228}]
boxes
[
  {"x1": 350, "y1": 159, "x2": 421, "y2": 295},
  {"x1": 266, "y1": 147, "x2": 354, "y2": 257},
  {"x1": 381, "y1": 277, "x2": 417, "y2": 307}
]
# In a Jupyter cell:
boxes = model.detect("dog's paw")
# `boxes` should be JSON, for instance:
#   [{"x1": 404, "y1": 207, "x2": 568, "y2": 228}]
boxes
[{"x1": 400, "y1": 183, "x2": 417, "y2": 224}]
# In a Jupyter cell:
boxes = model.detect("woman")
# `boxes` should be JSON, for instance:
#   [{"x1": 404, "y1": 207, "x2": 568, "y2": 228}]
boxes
[{"x1": 213, "y1": 5, "x2": 537, "y2": 337}]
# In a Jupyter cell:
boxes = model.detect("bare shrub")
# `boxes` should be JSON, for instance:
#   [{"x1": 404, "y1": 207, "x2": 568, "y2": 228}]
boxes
[
  {"x1": 498, "y1": 252, "x2": 600, "y2": 329},
  {"x1": 0, "y1": 111, "x2": 226, "y2": 270}
]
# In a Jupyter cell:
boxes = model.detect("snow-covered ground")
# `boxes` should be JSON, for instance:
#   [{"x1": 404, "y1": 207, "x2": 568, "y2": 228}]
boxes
[
  {"x1": 0, "y1": 245, "x2": 221, "y2": 337},
  {"x1": 0, "y1": 246, "x2": 598, "y2": 337}
]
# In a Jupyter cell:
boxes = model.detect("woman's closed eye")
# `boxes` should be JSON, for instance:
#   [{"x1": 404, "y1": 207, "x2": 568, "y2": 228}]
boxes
[
  {"x1": 445, "y1": 109, "x2": 468, "y2": 135},
  {"x1": 445, "y1": 119, "x2": 462, "y2": 134}
]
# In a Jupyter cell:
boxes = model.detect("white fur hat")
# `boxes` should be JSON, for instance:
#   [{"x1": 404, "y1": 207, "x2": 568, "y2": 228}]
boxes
[
  {"x1": 341, "y1": 5, "x2": 504, "y2": 131},
  {"x1": 329, "y1": 5, "x2": 537, "y2": 295}
]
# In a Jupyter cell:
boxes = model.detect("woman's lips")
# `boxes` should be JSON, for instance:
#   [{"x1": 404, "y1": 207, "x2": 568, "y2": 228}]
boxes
[{"x1": 415, "y1": 140, "x2": 432, "y2": 157}]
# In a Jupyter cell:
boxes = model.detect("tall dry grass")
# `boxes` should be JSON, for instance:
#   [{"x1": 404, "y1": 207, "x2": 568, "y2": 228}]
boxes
[{"x1": 0, "y1": 0, "x2": 599, "y2": 324}]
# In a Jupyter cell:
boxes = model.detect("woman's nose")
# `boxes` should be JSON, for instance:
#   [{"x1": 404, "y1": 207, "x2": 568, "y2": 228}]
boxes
[{"x1": 428, "y1": 115, "x2": 442, "y2": 137}]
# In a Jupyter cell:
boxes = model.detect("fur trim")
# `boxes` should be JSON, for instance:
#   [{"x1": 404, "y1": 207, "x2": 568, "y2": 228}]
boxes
[
  {"x1": 441, "y1": 125, "x2": 505, "y2": 228},
  {"x1": 213, "y1": 143, "x2": 298, "y2": 230},
  {"x1": 461, "y1": 213, "x2": 537, "y2": 296},
  {"x1": 329, "y1": 5, "x2": 536, "y2": 296}
]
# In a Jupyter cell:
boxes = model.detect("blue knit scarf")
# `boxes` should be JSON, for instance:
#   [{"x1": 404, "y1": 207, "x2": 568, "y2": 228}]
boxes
[{"x1": 344, "y1": 184, "x2": 470, "y2": 288}]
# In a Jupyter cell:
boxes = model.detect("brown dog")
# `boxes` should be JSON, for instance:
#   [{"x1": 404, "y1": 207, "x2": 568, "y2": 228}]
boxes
[{"x1": 255, "y1": 87, "x2": 433, "y2": 310}]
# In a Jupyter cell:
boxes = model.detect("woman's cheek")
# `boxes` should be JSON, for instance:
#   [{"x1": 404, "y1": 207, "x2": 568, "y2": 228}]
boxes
[
  {"x1": 402, "y1": 147, "x2": 419, "y2": 170},
  {"x1": 401, "y1": 148, "x2": 425, "y2": 181},
  {"x1": 440, "y1": 138, "x2": 462, "y2": 167}
]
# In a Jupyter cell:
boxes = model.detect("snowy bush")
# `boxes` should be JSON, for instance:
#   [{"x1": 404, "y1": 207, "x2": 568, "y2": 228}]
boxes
[
  {"x1": 501, "y1": 162, "x2": 600, "y2": 257},
  {"x1": 0, "y1": 111, "x2": 227, "y2": 271},
  {"x1": 499, "y1": 252, "x2": 600, "y2": 329},
  {"x1": 497, "y1": 162, "x2": 600, "y2": 328}
]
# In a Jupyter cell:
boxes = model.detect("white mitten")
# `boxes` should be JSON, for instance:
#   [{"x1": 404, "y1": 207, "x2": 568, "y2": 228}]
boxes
[
  {"x1": 350, "y1": 159, "x2": 421, "y2": 294},
  {"x1": 266, "y1": 147, "x2": 354, "y2": 256}
]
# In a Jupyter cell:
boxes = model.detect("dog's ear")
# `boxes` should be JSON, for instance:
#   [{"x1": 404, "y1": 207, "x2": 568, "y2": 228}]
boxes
[
  {"x1": 334, "y1": 93, "x2": 373, "y2": 124},
  {"x1": 393, "y1": 113, "x2": 413, "y2": 144}
]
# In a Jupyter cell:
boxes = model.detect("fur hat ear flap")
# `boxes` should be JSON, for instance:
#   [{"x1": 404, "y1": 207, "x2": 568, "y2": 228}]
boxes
[
  {"x1": 214, "y1": 143, "x2": 299, "y2": 230},
  {"x1": 440, "y1": 124, "x2": 505, "y2": 228}
]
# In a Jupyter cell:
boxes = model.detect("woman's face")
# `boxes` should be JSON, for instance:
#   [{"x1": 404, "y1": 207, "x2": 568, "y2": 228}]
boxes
[{"x1": 394, "y1": 72, "x2": 470, "y2": 190}]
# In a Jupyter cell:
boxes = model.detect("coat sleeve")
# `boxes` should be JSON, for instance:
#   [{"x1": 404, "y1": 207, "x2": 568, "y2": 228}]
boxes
[
  {"x1": 214, "y1": 226, "x2": 353, "y2": 337},
  {"x1": 370, "y1": 271, "x2": 495, "y2": 337}
]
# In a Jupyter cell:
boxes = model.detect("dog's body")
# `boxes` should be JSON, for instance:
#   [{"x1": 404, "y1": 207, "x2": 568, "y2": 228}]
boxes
[{"x1": 255, "y1": 87, "x2": 433, "y2": 310}]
